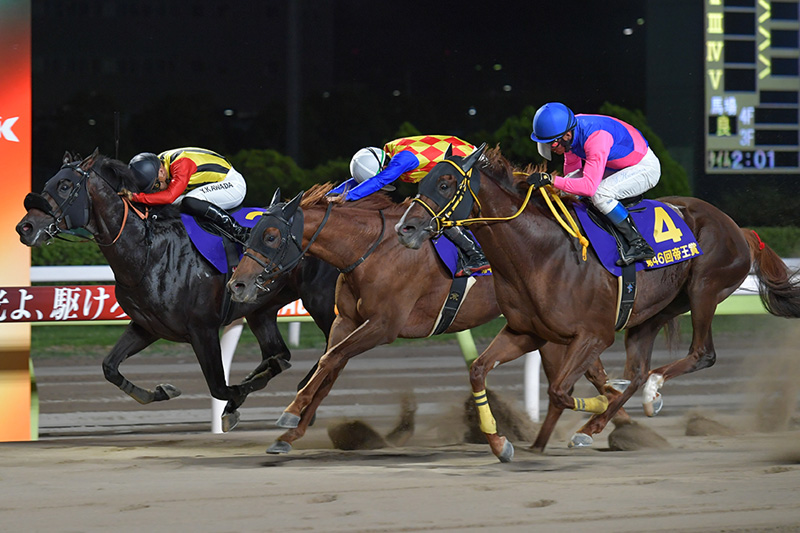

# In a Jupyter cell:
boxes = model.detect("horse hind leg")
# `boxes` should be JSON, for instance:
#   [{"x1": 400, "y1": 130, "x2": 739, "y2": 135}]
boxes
[
  {"x1": 102, "y1": 322, "x2": 180, "y2": 404},
  {"x1": 641, "y1": 284, "x2": 730, "y2": 417}
]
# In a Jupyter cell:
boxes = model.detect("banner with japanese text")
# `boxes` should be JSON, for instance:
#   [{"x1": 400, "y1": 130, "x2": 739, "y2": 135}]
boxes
[{"x1": 0, "y1": 285, "x2": 311, "y2": 323}]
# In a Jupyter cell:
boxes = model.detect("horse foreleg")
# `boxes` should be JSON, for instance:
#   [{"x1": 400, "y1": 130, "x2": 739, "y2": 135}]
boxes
[
  {"x1": 276, "y1": 317, "x2": 377, "y2": 428},
  {"x1": 102, "y1": 322, "x2": 178, "y2": 404},
  {"x1": 267, "y1": 360, "x2": 346, "y2": 454},
  {"x1": 584, "y1": 353, "x2": 633, "y2": 426},
  {"x1": 469, "y1": 325, "x2": 544, "y2": 462},
  {"x1": 579, "y1": 318, "x2": 666, "y2": 442}
]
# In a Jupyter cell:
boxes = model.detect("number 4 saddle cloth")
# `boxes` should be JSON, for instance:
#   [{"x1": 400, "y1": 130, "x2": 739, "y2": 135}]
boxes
[{"x1": 574, "y1": 199, "x2": 704, "y2": 277}]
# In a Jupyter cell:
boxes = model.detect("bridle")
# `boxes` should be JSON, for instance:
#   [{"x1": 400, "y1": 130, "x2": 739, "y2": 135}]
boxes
[
  {"x1": 24, "y1": 158, "x2": 150, "y2": 247},
  {"x1": 412, "y1": 158, "x2": 483, "y2": 236},
  {"x1": 243, "y1": 200, "x2": 387, "y2": 293}
]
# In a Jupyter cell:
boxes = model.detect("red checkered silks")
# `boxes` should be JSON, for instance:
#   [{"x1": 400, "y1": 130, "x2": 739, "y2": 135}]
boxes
[{"x1": 384, "y1": 135, "x2": 475, "y2": 183}]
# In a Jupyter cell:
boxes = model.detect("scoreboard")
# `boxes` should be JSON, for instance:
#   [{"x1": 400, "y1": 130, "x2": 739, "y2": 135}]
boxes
[{"x1": 705, "y1": 0, "x2": 799, "y2": 173}]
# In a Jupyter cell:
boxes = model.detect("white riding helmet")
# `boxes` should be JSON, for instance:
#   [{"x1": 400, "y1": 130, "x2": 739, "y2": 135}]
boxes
[{"x1": 350, "y1": 147, "x2": 396, "y2": 191}]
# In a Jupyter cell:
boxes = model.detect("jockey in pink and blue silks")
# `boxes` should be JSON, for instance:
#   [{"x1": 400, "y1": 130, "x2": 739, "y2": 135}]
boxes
[{"x1": 528, "y1": 102, "x2": 660, "y2": 266}]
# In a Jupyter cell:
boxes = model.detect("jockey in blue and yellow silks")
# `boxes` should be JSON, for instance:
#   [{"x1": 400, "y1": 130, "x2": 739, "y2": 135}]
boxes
[
  {"x1": 329, "y1": 135, "x2": 490, "y2": 277},
  {"x1": 125, "y1": 147, "x2": 249, "y2": 241}
]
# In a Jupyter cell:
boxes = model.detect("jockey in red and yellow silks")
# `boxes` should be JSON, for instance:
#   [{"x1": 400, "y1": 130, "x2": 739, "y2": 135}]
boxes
[
  {"x1": 329, "y1": 135, "x2": 475, "y2": 201},
  {"x1": 126, "y1": 147, "x2": 249, "y2": 241},
  {"x1": 329, "y1": 135, "x2": 490, "y2": 277}
]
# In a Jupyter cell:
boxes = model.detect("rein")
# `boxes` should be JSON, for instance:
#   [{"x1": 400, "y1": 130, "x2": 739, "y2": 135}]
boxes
[
  {"x1": 339, "y1": 209, "x2": 386, "y2": 274},
  {"x1": 97, "y1": 197, "x2": 150, "y2": 247},
  {"x1": 416, "y1": 163, "x2": 589, "y2": 261}
]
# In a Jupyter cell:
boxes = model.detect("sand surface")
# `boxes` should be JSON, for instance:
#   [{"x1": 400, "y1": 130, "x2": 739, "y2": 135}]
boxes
[{"x1": 3, "y1": 329, "x2": 800, "y2": 532}]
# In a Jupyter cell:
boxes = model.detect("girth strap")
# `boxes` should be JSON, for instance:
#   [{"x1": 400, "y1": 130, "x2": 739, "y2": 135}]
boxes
[{"x1": 428, "y1": 275, "x2": 476, "y2": 337}]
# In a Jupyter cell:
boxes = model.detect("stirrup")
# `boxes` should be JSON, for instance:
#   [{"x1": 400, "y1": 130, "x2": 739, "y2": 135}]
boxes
[
  {"x1": 455, "y1": 262, "x2": 490, "y2": 277},
  {"x1": 616, "y1": 243, "x2": 655, "y2": 266}
]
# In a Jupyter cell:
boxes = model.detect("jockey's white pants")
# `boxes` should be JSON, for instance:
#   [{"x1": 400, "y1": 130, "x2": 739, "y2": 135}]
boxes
[
  {"x1": 589, "y1": 148, "x2": 661, "y2": 215},
  {"x1": 180, "y1": 167, "x2": 247, "y2": 210}
]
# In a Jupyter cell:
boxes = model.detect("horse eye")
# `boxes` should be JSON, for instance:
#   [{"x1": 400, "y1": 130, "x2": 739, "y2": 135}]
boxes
[
  {"x1": 58, "y1": 181, "x2": 72, "y2": 195},
  {"x1": 438, "y1": 182, "x2": 449, "y2": 192}
]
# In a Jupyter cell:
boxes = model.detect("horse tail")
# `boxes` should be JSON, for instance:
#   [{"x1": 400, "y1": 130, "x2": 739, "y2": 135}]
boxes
[{"x1": 743, "y1": 229, "x2": 800, "y2": 318}]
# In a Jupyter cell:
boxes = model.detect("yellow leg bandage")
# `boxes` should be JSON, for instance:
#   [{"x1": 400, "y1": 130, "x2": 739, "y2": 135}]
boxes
[
  {"x1": 472, "y1": 390, "x2": 497, "y2": 434},
  {"x1": 573, "y1": 395, "x2": 609, "y2": 414}
]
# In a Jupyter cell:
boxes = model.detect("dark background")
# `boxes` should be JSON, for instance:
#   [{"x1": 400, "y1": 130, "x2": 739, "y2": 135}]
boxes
[{"x1": 30, "y1": 0, "x2": 799, "y2": 225}]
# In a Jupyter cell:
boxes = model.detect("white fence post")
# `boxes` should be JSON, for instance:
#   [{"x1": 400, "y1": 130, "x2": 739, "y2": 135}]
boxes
[
  {"x1": 211, "y1": 318, "x2": 244, "y2": 434},
  {"x1": 524, "y1": 351, "x2": 541, "y2": 422}
]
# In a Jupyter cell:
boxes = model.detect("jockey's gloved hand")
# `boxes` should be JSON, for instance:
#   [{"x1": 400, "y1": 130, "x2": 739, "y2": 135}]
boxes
[
  {"x1": 118, "y1": 188, "x2": 134, "y2": 201},
  {"x1": 526, "y1": 172, "x2": 553, "y2": 189}
]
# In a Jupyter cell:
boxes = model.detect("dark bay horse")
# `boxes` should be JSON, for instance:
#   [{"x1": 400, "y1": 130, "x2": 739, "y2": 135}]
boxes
[
  {"x1": 16, "y1": 150, "x2": 339, "y2": 431},
  {"x1": 226, "y1": 184, "x2": 630, "y2": 457},
  {"x1": 397, "y1": 145, "x2": 800, "y2": 461}
]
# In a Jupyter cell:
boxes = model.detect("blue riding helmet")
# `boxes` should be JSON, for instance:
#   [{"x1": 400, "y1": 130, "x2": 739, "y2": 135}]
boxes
[{"x1": 530, "y1": 103, "x2": 577, "y2": 160}]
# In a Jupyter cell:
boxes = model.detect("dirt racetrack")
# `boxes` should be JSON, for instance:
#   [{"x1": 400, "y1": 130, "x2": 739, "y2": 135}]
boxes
[{"x1": 2, "y1": 326, "x2": 799, "y2": 532}]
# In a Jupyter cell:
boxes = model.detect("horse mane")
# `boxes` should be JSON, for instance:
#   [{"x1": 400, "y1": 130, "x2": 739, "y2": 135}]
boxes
[
  {"x1": 480, "y1": 145, "x2": 577, "y2": 208},
  {"x1": 481, "y1": 145, "x2": 544, "y2": 194},
  {"x1": 301, "y1": 182, "x2": 412, "y2": 214}
]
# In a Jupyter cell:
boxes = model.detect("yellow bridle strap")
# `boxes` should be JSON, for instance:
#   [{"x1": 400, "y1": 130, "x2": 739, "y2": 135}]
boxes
[{"x1": 538, "y1": 186, "x2": 589, "y2": 262}]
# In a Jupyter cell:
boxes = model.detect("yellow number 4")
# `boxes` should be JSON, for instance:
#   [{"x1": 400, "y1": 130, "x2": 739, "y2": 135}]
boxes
[{"x1": 653, "y1": 206, "x2": 683, "y2": 243}]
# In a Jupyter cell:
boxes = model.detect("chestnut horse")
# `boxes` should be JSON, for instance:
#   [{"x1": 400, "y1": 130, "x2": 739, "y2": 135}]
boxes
[
  {"x1": 396, "y1": 145, "x2": 800, "y2": 461},
  {"x1": 226, "y1": 184, "x2": 630, "y2": 456},
  {"x1": 16, "y1": 150, "x2": 339, "y2": 431}
]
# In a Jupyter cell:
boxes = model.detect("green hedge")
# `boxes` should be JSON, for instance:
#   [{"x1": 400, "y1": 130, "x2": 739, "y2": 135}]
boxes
[
  {"x1": 31, "y1": 238, "x2": 108, "y2": 266},
  {"x1": 31, "y1": 224, "x2": 799, "y2": 266}
]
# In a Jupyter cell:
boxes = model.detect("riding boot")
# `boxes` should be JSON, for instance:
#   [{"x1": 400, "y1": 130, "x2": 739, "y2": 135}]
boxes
[
  {"x1": 444, "y1": 226, "x2": 491, "y2": 277},
  {"x1": 181, "y1": 197, "x2": 249, "y2": 242},
  {"x1": 611, "y1": 215, "x2": 655, "y2": 266}
]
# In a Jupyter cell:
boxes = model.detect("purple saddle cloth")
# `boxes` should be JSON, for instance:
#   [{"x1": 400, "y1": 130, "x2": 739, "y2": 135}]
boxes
[
  {"x1": 573, "y1": 199, "x2": 703, "y2": 277},
  {"x1": 431, "y1": 230, "x2": 492, "y2": 278},
  {"x1": 181, "y1": 207, "x2": 266, "y2": 274}
]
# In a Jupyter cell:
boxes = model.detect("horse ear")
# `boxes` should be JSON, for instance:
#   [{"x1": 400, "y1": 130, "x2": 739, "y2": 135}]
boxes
[
  {"x1": 62, "y1": 151, "x2": 73, "y2": 165},
  {"x1": 282, "y1": 191, "x2": 304, "y2": 218},
  {"x1": 80, "y1": 148, "x2": 100, "y2": 170},
  {"x1": 459, "y1": 142, "x2": 486, "y2": 172},
  {"x1": 444, "y1": 144, "x2": 453, "y2": 159},
  {"x1": 269, "y1": 188, "x2": 282, "y2": 208}
]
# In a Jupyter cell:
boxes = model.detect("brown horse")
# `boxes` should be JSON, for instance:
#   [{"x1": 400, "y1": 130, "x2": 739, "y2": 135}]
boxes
[
  {"x1": 226, "y1": 184, "x2": 629, "y2": 456},
  {"x1": 396, "y1": 145, "x2": 800, "y2": 461}
]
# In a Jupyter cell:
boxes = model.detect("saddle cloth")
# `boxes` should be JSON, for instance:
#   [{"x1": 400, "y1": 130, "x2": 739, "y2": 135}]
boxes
[
  {"x1": 181, "y1": 207, "x2": 266, "y2": 274},
  {"x1": 431, "y1": 231, "x2": 492, "y2": 278},
  {"x1": 573, "y1": 199, "x2": 703, "y2": 277}
]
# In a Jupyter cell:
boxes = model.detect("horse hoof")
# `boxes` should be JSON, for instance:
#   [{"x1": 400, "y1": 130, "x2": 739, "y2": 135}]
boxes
[
  {"x1": 266, "y1": 440, "x2": 293, "y2": 454},
  {"x1": 275, "y1": 412, "x2": 301, "y2": 429},
  {"x1": 568, "y1": 432, "x2": 594, "y2": 448},
  {"x1": 221, "y1": 410, "x2": 240, "y2": 433},
  {"x1": 644, "y1": 393, "x2": 663, "y2": 417},
  {"x1": 156, "y1": 383, "x2": 181, "y2": 399},
  {"x1": 497, "y1": 439, "x2": 515, "y2": 463},
  {"x1": 607, "y1": 379, "x2": 631, "y2": 393}
]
